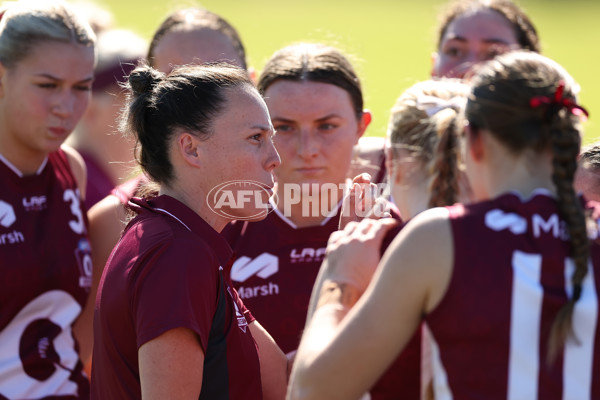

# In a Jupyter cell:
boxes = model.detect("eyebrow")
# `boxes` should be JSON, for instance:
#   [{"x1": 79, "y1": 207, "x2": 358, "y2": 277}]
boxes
[
  {"x1": 271, "y1": 114, "x2": 342, "y2": 123},
  {"x1": 250, "y1": 124, "x2": 274, "y2": 132},
  {"x1": 445, "y1": 35, "x2": 512, "y2": 46},
  {"x1": 34, "y1": 73, "x2": 94, "y2": 84}
]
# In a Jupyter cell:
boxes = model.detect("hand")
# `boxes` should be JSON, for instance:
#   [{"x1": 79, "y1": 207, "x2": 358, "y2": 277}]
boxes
[
  {"x1": 339, "y1": 174, "x2": 391, "y2": 230},
  {"x1": 325, "y1": 218, "x2": 398, "y2": 294}
]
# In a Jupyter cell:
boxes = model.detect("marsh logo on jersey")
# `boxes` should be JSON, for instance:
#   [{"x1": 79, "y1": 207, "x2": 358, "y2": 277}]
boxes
[
  {"x1": 232, "y1": 253, "x2": 280, "y2": 299},
  {"x1": 0, "y1": 200, "x2": 16, "y2": 227},
  {"x1": 485, "y1": 209, "x2": 527, "y2": 234},
  {"x1": 290, "y1": 247, "x2": 326, "y2": 263},
  {"x1": 0, "y1": 200, "x2": 24, "y2": 246}
]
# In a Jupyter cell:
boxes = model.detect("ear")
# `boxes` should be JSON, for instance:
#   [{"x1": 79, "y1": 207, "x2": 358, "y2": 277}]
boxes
[
  {"x1": 177, "y1": 132, "x2": 203, "y2": 168},
  {"x1": 465, "y1": 124, "x2": 484, "y2": 162},
  {"x1": 430, "y1": 52, "x2": 438, "y2": 78},
  {"x1": 247, "y1": 66, "x2": 257, "y2": 85},
  {"x1": 356, "y1": 110, "x2": 372, "y2": 143}
]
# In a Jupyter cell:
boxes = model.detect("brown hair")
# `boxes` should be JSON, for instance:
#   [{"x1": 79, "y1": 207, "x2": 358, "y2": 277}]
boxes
[
  {"x1": 466, "y1": 51, "x2": 588, "y2": 361},
  {"x1": 121, "y1": 63, "x2": 253, "y2": 186},
  {"x1": 257, "y1": 43, "x2": 364, "y2": 119},
  {"x1": 0, "y1": 0, "x2": 95, "y2": 68},
  {"x1": 147, "y1": 8, "x2": 247, "y2": 70},
  {"x1": 437, "y1": 0, "x2": 540, "y2": 52},
  {"x1": 388, "y1": 79, "x2": 469, "y2": 208}
]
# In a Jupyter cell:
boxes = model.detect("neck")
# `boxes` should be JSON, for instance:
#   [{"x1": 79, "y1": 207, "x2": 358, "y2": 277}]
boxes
[
  {"x1": 392, "y1": 175, "x2": 430, "y2": 220},
  {"x1": 160, "y1": 182, "x2": 228, "y2": 233},
  {"x1": 480, "y1": 145, "x2": 556, "y2": 201}
]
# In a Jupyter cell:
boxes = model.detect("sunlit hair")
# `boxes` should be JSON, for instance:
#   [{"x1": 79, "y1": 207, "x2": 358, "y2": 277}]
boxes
[
  {"x1": 121, "y1": 63, "x2": 253, "y2": 186},
  {"x1": 466, "y1": 50, "x2": 588, "y2": 362},
  {"x1": 388, "y1": 79, "x2": 469, "y2": 207},
  {"x1": 437, "y1": 0, "x2": 540, "y2": 52},
  {"x1": 0, "y1": 0, "x2": 95, "y2": 68}
]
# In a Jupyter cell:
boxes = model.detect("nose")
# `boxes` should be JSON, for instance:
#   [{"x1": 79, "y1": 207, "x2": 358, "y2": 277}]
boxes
[
  {"x1": 51, "y1": 89, "x2": 76, "y2": 119},
  {"x1": 297, "y1": 128, "x2": 319, "y2": 160},
  {"x1": 265, "y1": 138, "x2": 281, "y2": 172}
]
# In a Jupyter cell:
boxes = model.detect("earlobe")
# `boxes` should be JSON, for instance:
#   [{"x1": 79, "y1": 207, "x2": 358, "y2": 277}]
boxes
[
  {"x1": 178, "y1": 133, "x2": 202, "y2": 167},
  {"x1": 466, "y1": 125, "x2": 484, "y2": 162},
  {"x1": 430, "y1": 52, "x2": 438, "y2": 78},
  {"x1": 357, "y1": 110, "x2": 372, "y2": 141}
]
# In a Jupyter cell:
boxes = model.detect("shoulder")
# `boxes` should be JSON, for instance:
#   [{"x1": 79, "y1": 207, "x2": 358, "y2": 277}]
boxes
[
  {"x1": 60, "y1": 144, "x2": 87, "y2": 200},
  {"x1": 384, "y1": 207, "x2": 454, "y2": 313}
]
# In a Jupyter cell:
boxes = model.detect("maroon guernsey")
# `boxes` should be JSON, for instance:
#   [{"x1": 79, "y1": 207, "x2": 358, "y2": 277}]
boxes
[
  {"x1": 426, "y1": 190, "x2": 600, "y2": 399},
  {"x1": 223, "y1": 207, "x2": 338, "y2": 354},
  {"x1": 223, "y1": 208, "x2": 420, "y2": 399},
  {"x1": 0, "y1": 150, "x2": 91, "y2": 399},
  {"x1": 91, "y1": 195, "x2": 262, "y2": 400}
]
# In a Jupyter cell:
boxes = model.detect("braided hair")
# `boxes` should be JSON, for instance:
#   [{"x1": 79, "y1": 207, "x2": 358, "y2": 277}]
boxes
[{"x1": 465, "y1": 51, "x2": 589, "y2": 362}]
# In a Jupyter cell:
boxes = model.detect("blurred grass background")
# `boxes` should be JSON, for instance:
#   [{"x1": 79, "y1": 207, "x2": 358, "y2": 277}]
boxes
[{"x1": 96, "y1": 0, "x2": 599, "y2": 145}]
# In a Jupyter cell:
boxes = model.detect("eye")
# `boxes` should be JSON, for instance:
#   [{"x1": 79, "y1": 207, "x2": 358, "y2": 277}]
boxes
[
  {"x1": 318, "y1": 123, "x2": 338, "y2": 131},
  {"x1": 273, "y1": 124, "x2": 294, "y2": 133},
  {"x1": 74, "y1": 84, "x2": 92, "y2": 92},
  {"x1": 37, "y1": 83, "x2": 57, "y2": 89},
  {"x1": 249, "y1": 133, "x2": 263, "y2": 142},
  {"x1": 444, "y1": 46, "x2": 463, "y2": 58}
]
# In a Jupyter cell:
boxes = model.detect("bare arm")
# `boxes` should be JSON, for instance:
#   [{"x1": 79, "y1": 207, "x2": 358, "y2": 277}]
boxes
[
  {"x1": 72, "y1": 194, "x2": 127, "y2": 373},
  {"x1": 289, "y1": 209, "x2": 454, "y2": 400},
  {"x1": 249, "y1": 321, "x2": 288, "y2": 400},
  {"x1": 139, "y1": 327, "x2": 205, "y2": 399}
]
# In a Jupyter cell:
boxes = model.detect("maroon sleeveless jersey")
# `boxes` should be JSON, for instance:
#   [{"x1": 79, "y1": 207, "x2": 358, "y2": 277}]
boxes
[
  {"x1": 0, "y1": 150, "x2": 91, "y2": 399},
  {"x1": 426, "y1": 190, "x2": 600, "y2": 399},
  {"x1": 222, "y1": 208, "x2": 339, "y2": 354}
]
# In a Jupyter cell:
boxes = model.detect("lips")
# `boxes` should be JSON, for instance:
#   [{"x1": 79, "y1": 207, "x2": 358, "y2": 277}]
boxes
[
  {"x1": 48, "y1": 127, "x2": 67, "y2": 137},
  {"x1": 295, "y1": 167, "x2": 325, "y2": 176}
]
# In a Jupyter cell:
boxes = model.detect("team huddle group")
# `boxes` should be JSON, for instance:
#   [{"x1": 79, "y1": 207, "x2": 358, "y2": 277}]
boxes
[{"x1": 1, "y1": 0, "x2": 599, "y2": 399}]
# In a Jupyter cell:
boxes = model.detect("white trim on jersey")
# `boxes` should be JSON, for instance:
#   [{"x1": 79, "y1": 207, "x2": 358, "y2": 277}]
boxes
[
  {"x1": 427, "y1": 325, "x2": 453, "y2": 400},
  {"x1": 152, "y1": 207, "x2": 192, "y2": 232},
  {"x1": 563, "y1": 259, "x2": 598, "y2": 399},
  {"x1": 270, "y1": 199, "x2": 342, "y2": 230},
  {"x1": 0, "y1": 152, "x2": 48, "y2": 177}
]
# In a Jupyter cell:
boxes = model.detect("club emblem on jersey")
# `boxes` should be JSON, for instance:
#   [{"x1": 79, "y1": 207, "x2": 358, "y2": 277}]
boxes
[
  {"x1": 74, "y1": 239, "x2": 92, "y2": 290},
  {"x1": 227, "y1": 287, "x2": 249, "y2": 333},
  {"x1": 0, "y1": 200, "x2": 16, "y2": 227}
]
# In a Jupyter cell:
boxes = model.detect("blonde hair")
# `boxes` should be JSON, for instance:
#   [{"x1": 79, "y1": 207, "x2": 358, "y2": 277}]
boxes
[
  {"x1": 0, "y1": 0, "x2": 95, "y2": 68},
  {"x1": 388, "y1": 79, "x2": 469, "y2": 207}
]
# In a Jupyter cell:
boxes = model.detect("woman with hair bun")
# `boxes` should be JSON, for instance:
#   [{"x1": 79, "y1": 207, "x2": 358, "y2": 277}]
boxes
[
  {"x1": 290, "y1": 51, "x2": 600, "y2": 399},
  {"x1": 0, "y1": 1, "x2": 95, "y2": 397},
  {"x1": 91, "y1": 64, "x2": 286, "y2": 400}
]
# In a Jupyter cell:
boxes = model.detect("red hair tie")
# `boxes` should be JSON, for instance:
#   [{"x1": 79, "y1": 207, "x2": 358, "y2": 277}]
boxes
[{"x1": 529, "y1": 81, "x2": 589, "y2": 121}]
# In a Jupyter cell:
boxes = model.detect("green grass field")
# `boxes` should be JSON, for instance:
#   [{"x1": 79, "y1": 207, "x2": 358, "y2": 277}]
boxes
[{"x1": 97, "y1": 0, "x2": 600, "y2": 145}]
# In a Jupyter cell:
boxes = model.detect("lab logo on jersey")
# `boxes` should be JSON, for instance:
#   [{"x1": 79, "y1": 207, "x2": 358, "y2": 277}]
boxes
[
  {"x1": 0, "y1": 200, "x2": 16, "y2": 228},
  {"x1": 23, "y1": 195, "x2": 47, "y2": 211},
  {"x1": 290, "y1": 247, "x2": 326, "y2": 263}
]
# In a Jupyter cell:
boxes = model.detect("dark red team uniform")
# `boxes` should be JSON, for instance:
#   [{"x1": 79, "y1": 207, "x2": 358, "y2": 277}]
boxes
[
  {"x1": 223, "y1": 207, "x2": 421, "y2": 399},
  {"x1": 91, "y1": 195, "x2": 262, "y2": 400},
  {"x1": 425, "y1": 190, "x2": 600, "y2": 399},
  {"x1": 0, "y1": 150, "x2": 92, "y2": 399},
  {"x1": 222, "y1": 207, "x2": 338, "y2": 354}
]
